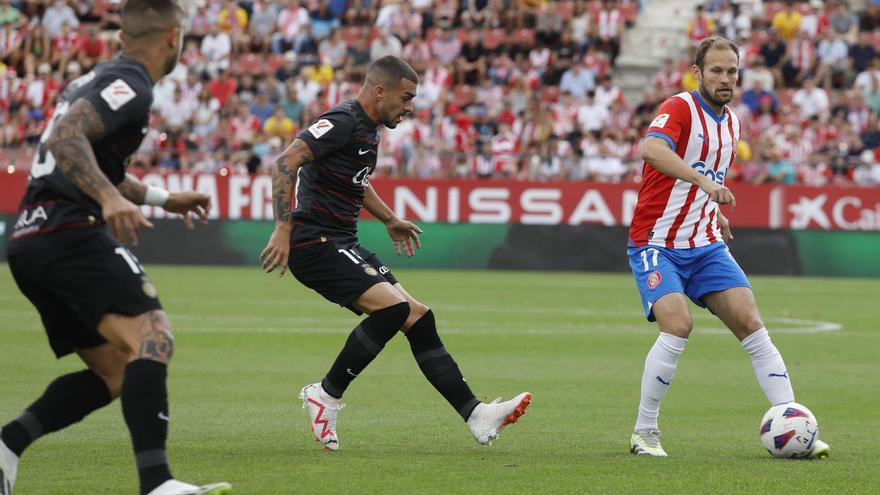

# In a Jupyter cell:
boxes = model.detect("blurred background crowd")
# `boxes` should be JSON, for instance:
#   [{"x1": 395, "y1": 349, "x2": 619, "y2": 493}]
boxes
[{"x1": 2, "y1": 0, "x2": 880, "y2": 186}]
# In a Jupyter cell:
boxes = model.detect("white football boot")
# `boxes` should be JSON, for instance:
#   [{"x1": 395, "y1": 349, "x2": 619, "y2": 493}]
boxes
[
  {"x1": 299, "y1": 383, "x2": 343, "y2": 451},
  {"x1": 630, "y1": 429, "x2": 668, "y2": 457},
  {"x1": 0, "y1": 436, "x2": 18, "y2": 495},
  {"x1": 467, "y1": 392, "x2": 532, "y2": 445},
  {"x1": 146, "y1": 479, "x2": 232, "y2": 495},
  {"x1": 809, "y1": 439, "x2": 830, "y2": 459}
]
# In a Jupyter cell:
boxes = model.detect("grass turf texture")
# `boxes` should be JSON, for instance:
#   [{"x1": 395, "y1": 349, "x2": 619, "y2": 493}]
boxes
[{"x1": 1, "y1": 265, "x2": 878, "y2": 494}]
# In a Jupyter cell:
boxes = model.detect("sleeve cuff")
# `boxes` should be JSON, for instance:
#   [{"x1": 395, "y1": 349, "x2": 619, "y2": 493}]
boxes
[{"x1": 646, "y1": 132, "x2": 676, "y2": 151}]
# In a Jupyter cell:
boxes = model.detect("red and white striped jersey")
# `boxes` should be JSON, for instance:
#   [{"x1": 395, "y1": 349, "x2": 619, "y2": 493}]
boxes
[{"x1": 629, "y1": 90, "x2": 741, "y2": 249}]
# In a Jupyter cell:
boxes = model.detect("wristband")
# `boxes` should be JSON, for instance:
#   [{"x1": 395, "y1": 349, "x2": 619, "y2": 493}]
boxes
[{"x1": 144, "y1": 186, "x2": 170, "y2": 206}]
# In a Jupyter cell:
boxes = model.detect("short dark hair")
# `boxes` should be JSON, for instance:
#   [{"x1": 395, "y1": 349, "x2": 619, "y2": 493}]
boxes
[
  {"x1": 121, "y1": 0, "x2": 183, "y2": 41},
  {"x1": 694, "y1": 36, "x2": 739, "y2": 70},
  {"x1": 365, "y1": 56, "x2": 419, "y2": 88}
]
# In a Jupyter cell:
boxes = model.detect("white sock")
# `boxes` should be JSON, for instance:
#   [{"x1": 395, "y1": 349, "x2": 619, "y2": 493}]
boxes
[
  {"x1": 634, "y1": 332, "x2": 688, "y2": 432},
  {"x1": 741, "y1": 328, "x2": 794, "y2": 405}
]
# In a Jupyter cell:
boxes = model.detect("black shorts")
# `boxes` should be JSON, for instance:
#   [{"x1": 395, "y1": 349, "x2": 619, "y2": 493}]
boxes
[
  {"x1": 288, "y1": 238, "x2": 398, "y2": 315},
  {"x1": 8, "y1": 229, "x2": 163, "y2": 358}
]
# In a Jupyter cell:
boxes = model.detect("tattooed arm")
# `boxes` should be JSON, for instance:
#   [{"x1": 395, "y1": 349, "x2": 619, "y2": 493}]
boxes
[
  {"x1": 46, "y1": 98, "x2": 152, "y2": 245},
  {"x1": 117, "y1": 173, "x2": 147, "y2": 203},
  {"x1": 260, "y1": 138, "x2": 314, "y2": 276}
]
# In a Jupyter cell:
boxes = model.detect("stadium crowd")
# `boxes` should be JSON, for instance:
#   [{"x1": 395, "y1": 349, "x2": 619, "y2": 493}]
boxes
[{"x1": 1, "y1": 0, "x2": 880, "y2": 186}]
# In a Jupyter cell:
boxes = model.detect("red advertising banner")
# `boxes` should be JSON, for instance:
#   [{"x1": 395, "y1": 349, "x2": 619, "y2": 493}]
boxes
[{"x1": 2, "y1": 171, "x2": 879, "y2": 230}]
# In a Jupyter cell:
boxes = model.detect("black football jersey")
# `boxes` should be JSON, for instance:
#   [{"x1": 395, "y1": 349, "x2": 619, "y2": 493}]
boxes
[
  {"x1": 292, "y1": 99, "x2": 380, "y2": 243},
  {"x1": 7, "y1": 58, "x2": 152, "y2": 253}
]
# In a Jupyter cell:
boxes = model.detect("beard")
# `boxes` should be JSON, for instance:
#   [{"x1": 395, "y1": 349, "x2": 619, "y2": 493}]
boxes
[{"x1": 700, "y1": 82, "x2": 734, "y2": 107}]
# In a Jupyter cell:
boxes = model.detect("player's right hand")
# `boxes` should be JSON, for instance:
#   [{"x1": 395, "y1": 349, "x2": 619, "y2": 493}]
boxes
[
  {"x1": 103, "y1": 194, "x2": 153, "y2": 246},
  {"x1": 699, "y1": 179, "x2": 737, "y2": 210},
  {"x1": 260, "y1": 227, "x2": 290, "y2": 276}
]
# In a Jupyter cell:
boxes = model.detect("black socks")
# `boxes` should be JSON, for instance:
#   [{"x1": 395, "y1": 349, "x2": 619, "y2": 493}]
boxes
[
  {"x1": 406, "y1": 310, "x2": 480, "y2": 421},
  {"x1": 322, "y1": 302, "x2": 411, "y2": 398},
  {"x1": 121, "y1": 359, "x2": 173, "y2": 495},
  {"x1": 1, "y1": 369, "x2": 112, "y2": 457}
]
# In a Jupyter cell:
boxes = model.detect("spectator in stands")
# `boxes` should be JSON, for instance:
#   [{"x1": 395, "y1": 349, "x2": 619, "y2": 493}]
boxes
[
  {"x1": 535, "y1": 1, "x2": 563, "y2": 47},
  {"x1": 76, "y1": 25, "x2": 109, "y2": 72},
  {"x1": 577, "y1": 90, "x2": 610, "y2": 135},
  {"x1": 742, "y1": 80, "x2": 777, "y2": 115},
  {"x1": 830, "y1": 0, "x2": 859, "y2": 45},
  {"x1": 687, "y1": 4, "x2": 715, "y2": 53},
  {"x1": 320, "y1": 28, "x2": 349, "y2": 70},
  {"x1": 859, "y1": 2, "x2": 880, "y2": 31},
  {"x1": 597, "y1": 0, "x2": 624, "y2": 63},
  {"x1": 159, "y1": 86, "x2": 195, "y2": 130},
  {"x1": 250, "y1": 0, "x2": 278, "y2": 53},
  {"x1": 782, "y1": 30, "x2": 816, "y2": 87},
  {"x1": 560, "y1": 60, "x2": 596, "y2": 100},
  {"x1": 201, "y1": 24, "x2": 232, "y2": 78},
  {"x1": 652, "y1": 59, "x2": 682, "y2": 96},
  {"x1": 849, "y1": 31, "x2": 876, "y2": 78},
  {"x1": 293, "y1": 23, "x2": 319, "y2": 65},
  {"x1": 369, "y1": 28, "x2": 402, "y2": 61},
  {"x1": 793, "y1": 78, "x2": 831, "y2": 120},
  {"x1": 250, "y1": 90, "x2": 275, "y2": 124},
  {"x1": 772, "y1": 0, "x2": 802, "y2": 42},
  {"x1": 569, "y1": 0, "x2": 591, "y2": 52},
  {"x1": 595, "y1": 74, "x2": 623, "y2": 109},
  {"x1": 760, "y1": 28, "x2": 787, "y2": 88},
  {"x1": 345, "y1": 33, "x2": 371, "y2": 76},
  {"x1": 192, "y1": 87, "x2": 220, "y2": 137},
  {"x1": 208, "y1": 67, "x2": 237, "y2": 109},
  {"x1": 51, "y1": 21, "x2": 80, "y2": 75},
  {"x1": 742, "y1": 55, "x2": 775, "y2": 91},
  {"x1": 0, "y1": 0, "x2": 25, "y2": 29},
  {"x1": 42, "y1": 0, "x2": 78, "y2": 39},
  {"x1": 262, "y1": 105, "x2": 295, "y2": 140},
  {"x1": 310, "y1": 0, "x2": 340, "y2": 40},
  {"x1": 273, "y1": 0, "x2": 310, "y2": 54},
  {"x1": 22, "y1": 23, "x2": 48, "y2": 77},
  {"x1": 218, "y1": 0, "x2": 250, "y2": 53},
  {"x1": 431, "y1": 28, "x2": 461, "y2": 67},
  {"x1": 815, "y1": 29, "x2": 850, "y2": 89},
  {"x1": 457, "y1": 30, "x2": 486, "y2": 85},
  {"x1": 0, "y1": 19, "x2": 23, "y2": 69},
  {"x1": 766, "y1": 148, "x2": 798, "y2": 184}
]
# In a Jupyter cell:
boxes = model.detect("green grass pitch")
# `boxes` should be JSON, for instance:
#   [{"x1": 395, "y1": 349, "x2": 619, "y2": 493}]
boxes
[{"x1": 1, "y1": 264, "x2": 878, "y2": 494}]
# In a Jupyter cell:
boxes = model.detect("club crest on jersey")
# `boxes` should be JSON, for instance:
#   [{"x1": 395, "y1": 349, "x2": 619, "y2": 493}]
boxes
[
  {"x1": 362, "y1": 264, "x2": 378, "y2": 276},
  {"x1": 308, "y1": 119, "x2": 334, "y2": 139},
  {"x1": 647, "y1": 271, "x2": 662, "y2": 289},
  {"x1": 100, "y1": 79, "x2": 136, "y2": 111},
  {"x1": 141, "y1": 276, "x2": 158, "y2": 298},
  {"x1": 650, "y1": 113, "x2": 670, "y2": 128}
]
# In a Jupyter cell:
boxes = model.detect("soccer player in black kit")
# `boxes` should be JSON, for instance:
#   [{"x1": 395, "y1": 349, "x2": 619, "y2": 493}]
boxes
[
  {"x1": 260, "y1": 56, "x2": 531, "y2": 451},
  {"x1": 0, "y1": 1, "x2": 230, "y2": 494}
]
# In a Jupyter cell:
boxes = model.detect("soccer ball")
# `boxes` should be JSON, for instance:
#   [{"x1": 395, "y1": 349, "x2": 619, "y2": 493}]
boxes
[{"x1": 759, "y1": 402, "x2": 820, "y2": 459}]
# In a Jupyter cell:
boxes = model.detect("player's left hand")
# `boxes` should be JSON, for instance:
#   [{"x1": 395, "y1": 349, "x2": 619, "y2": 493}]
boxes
[
  {"x1": 163, "y1": 192, "x2": 211, "y2": 229},
  {"x1": 719, "y1": 213, "x2": 734, "y2": 243},
  {"x1": 385, "y1": 218, "x2": 423, "y2": 257}
]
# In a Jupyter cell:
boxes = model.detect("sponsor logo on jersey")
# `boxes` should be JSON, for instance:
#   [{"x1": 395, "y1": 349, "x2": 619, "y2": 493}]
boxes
[
  {"x1": 650, "y1": 113, "x2": 670, "y2": 128},
  {"x1": 14, "y1": 206, "x2": 48, "y2": 230},
  {"x1": 352, "y1": 166, "x2": 372, "y2": 186},
  {"x1": 647, "y1": 271, "x2": 662, "y2": 289},
  {"x1": 378, "y1": 266, "x2": 389, "y2": 275},
  {"x1": 99, "y1": 79, "x2": 137, "y2": 111},
  {"x1": 308, "y1": 118, "x2": 334, "y2": 139},
  {"x1": 362, "y1": 264, "x2": 378, "y2": 276}
]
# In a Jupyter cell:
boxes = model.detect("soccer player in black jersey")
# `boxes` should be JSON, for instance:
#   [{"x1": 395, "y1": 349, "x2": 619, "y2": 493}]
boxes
[
  {"x1": 0, "y1": 1, "x2": 230, "y2": 494},
  {"x1": 260, "y1": 56, "x2": 531, "y2": 451}
]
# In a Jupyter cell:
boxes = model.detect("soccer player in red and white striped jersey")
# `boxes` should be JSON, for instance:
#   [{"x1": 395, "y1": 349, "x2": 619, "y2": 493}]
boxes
[{"x1": 626, "y1": 37, "x2": 829, "y2": 459}]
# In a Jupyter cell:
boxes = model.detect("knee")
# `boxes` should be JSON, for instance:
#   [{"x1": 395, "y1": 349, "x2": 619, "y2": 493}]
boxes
[
  {"x1": 658, "y1": 315, "x2": 693, "y2": 338},
  {"x1": 134, "y1": 311, "x2": 176, "y2": 365},
  {"x1": 376, "y1": 301, "x2": 411, "y2": 331},
  {"x1": 403, "y1": 302, "x2": 430, "y2": 331}
]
